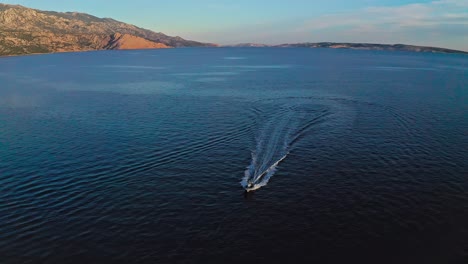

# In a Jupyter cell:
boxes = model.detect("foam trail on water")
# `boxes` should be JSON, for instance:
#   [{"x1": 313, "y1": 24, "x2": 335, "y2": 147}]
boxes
[
  {"x1": 242, "y1": 153, "x2": 288, "y2": 191},
  {"x1": 242, "y1": 102, "x2": 327, "y2": 191}
]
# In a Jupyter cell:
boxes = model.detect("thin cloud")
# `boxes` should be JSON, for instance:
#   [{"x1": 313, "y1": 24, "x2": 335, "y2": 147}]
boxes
[
  {"x1": 432, "y1": 0, "x2": 468, "y2": 7},
  {"x1": 292, "y1": 0, "x2": 468, "y2": 50},
  {"x1": 301, "y1": 1, "x2": 468, "y2": 30}
]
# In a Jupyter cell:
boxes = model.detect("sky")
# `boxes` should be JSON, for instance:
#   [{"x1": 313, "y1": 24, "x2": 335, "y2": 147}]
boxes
[{"x1": 2, "y1": 0, "x2": 467, "y2": 51}]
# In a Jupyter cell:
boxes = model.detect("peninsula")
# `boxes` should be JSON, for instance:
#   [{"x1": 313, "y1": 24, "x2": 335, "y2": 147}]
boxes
[
  {"x1": 225, "y1": 42, "x2": 468, "y2": 54},
  {"x1": 0, "y1": 3, "x2": 215, "y2": 56}
]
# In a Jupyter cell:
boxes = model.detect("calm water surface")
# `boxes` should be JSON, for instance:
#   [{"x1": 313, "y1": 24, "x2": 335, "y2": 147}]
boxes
[{"x1": 0, "y1": 48, "x2": 467, "y2": 263}]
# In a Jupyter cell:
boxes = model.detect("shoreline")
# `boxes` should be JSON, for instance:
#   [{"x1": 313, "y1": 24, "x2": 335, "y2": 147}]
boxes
[
  {"x1": 2, "y1": 45, "x2": 467, "y2": 58},
  {"x1": 0, "y1": 47, "x2": 176, "y2": 58}
]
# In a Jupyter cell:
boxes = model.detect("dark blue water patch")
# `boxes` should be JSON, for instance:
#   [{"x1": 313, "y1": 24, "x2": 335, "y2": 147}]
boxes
[{"x1": 0, "y1": 48, "x2": 467, "y2": 264}]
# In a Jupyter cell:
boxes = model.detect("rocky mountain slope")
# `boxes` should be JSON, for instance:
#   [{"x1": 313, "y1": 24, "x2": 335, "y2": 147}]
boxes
[{"x1": 0, "y1": 3, "x2": 215, "y2": 56}]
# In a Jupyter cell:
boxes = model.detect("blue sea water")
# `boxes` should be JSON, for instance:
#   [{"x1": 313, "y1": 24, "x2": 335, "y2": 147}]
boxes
[{"x1": 0, "y1": 48, "x2": 467, "y2": 263}]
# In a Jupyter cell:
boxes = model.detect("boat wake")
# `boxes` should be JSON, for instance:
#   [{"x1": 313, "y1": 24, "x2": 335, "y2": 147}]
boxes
[{"x1": 241, "y1": 101, "x2": 331, "y2": 191}]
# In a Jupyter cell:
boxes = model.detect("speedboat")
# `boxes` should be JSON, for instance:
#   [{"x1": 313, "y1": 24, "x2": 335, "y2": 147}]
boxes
[{"x1": 244, "y1": 182, "x2": 256, "y2": 192}]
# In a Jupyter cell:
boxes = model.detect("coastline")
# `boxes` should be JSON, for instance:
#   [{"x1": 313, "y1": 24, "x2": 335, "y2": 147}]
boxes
[{"x1": 2, "y1": 44, "x2": 467, "y2": 58}]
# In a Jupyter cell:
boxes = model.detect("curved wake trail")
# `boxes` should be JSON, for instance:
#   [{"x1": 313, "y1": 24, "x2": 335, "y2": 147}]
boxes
[{"x1": 242, "y1": 102, "x2": 330, "y2": 191}]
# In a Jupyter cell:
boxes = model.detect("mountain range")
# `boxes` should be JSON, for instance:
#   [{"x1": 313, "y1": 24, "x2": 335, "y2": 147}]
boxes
[
  {"x1": 0, "y1": 3, "x2": 215, "y2": 56},
  {"x1": 0, "y1": 3, "x2": 466, "y2": 56}
]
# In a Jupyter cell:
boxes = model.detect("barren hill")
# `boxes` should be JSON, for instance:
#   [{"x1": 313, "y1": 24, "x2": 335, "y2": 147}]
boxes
[{"x1": 0, "y1": 3, "x2": 215, "y2": 56}]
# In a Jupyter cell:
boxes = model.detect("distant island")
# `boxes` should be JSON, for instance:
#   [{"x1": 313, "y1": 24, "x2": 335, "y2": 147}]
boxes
[
  {"x1": 224, "y1": 42, "x2": 468, "y2": 54},
  {"x1": 1, "y1": 3, "x2": 467, "y2": 56}
]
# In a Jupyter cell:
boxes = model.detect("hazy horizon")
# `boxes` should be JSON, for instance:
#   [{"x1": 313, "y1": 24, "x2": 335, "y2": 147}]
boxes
[{"x1": 1, "y1": 0, "x2": 467, "y2": 51}]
